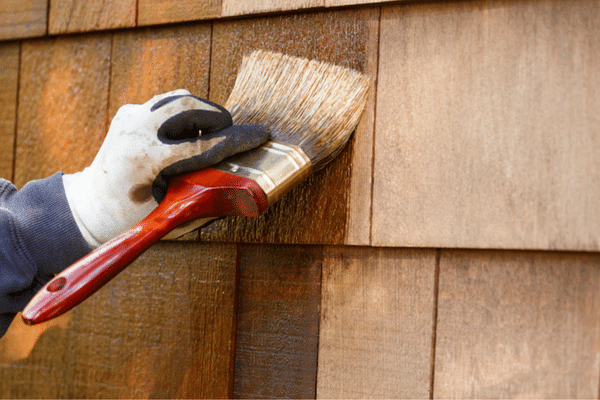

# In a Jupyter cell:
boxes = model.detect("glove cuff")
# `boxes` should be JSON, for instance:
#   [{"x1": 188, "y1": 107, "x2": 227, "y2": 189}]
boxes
[
  {"x1": 63, "y1": 169, "x2": 147, "y2": 247},
  {"x1": 63, "y1": 172, "x2": 104, "y2": 248}
]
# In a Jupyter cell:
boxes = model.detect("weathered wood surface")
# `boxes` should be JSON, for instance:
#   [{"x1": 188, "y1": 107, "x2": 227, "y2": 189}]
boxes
[
  {"x1": 202, "y1": 7, "x2": 379, "y2": 245},
  {"x1": 222, "y1": 0, "x2": 322, "y2": 16},
  {"x1": 48, "y1": 0, "x2": 136, "y2": 34},
  {"x1": 317, "y1": 246, "x2": 438, "y2": 398},
  {"x1": 372, "y1": 0, "x2": 600, "y2": 251},
  {"x1": 0, "y1": 242, "x2": 238, "y2": 398},
  {"x1": 233, "y1": 244, "x2": 322, "y2": 398},
  {"x1": 14, "y1": 35, "x2": 111, "y2": 187},
  {"x1": 222, "y1": 0, "x2": 410, "y2": 16},
  {"x1": 434, "y1": 250, "x2": 600, "y2": 398},
  {"x1": 0, "y1": 0, "x2": 46, "y2": 41},
  {"x1": 326, "y1": 0, "x2": 397, "y2": 5},
  {"x1": 344, "y1": 9, "x2": 379, "y2": 245},
  {"x1": 0, "y1": 43, "x2": 19, "y2": 180},
  {"x1": 138, "y1": 0, "x2": 221, "y2": 26}
]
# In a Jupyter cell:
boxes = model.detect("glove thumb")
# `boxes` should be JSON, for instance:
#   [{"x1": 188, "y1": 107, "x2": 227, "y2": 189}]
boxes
[{"x1": 152, "y1": 124, "x2": 271, "y2": 203}]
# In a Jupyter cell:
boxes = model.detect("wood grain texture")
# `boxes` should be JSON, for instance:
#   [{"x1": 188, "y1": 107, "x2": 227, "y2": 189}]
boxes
[
  {"x1": 345, "y1": 9, "x2": 379, "y2": 245},
  {"x1": 372, "y1": 0, "x2": 600, "y2": 251},
  {"x1": 317, "y1": 246, "x2": 437, "y2": 398},
  {"x1": 202, "y1": 7, "x2": 379, "y2": 245},
  {"x1": 138, "y1": 0, "x2": 220, "y2": 26},
  {"x1": 222, "y1": 0, "x2": 322, "y2": 16},
  {"x1": 233, "y1": 244, "x2": 322, "y2": 398},
  {"x1": 0, "y1": 242, "x2": 238, "y2": 398},
  {"x1": 0, "y1": 43, "x2": 19, "y2": 180},
  {"x1": 48, "y1": 0, "x2": 136, "y2": 34},
  {"x1": 14, "y1": 35, "x2": 111, "y2": 187},
  {"x1": 434, "y1": 250, "x2": 600, "y2": 398},
  {"x1": 0, "y1": 0, "x2": 46, "y2": 41}
]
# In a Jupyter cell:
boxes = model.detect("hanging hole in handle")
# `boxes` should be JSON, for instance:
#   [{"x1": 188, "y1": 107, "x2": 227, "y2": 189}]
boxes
[{"x1": 47, "y1": 277, "x2": 67, "y2": 292}]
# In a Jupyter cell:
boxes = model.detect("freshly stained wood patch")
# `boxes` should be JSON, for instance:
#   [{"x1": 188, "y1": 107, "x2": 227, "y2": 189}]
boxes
[
  {"x1": 372, "y1": 0, "x2": 600, "y2": 251},
  {"x1": 138, "y1": 0, "x2": 221, "y2": 26},
  {"x1": 0, "y1": 43, "x2": 19, "y2": 180},
  {"x1": 109, "y1": 24, "x2": 212, "y2": 119},
  {"x1": 234, "y1": 244, "x2": 322, "y2": 398},
  {"x1": 14, "y1": 35, "x2": 111, "y2": 187},
  {"x1": 0, "y1": 0, "x2": 46, "y2": 40},
  {"x1": 48, "y1": 0, "x2": 136, "y2": 34},
  {"x1": 202, "y1": 7, "x2": 379, "y2": 245},
  {"x1": 0, "y1": 243, "x2": 238, "y2": 398},
  {"x1": 222, "y1": 0, "x2": 322, "y2": 16},
  {"x1": 434, "y1": 250, "x2": 600, "y2": 397},
  {"x1": 317, "y1": 246, "x2": 438, "y2": 398}
]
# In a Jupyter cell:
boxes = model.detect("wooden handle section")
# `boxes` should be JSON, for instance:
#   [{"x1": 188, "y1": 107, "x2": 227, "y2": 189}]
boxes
[{"x1": 22, "y1": 168, "x2": 268, "y2": 325}]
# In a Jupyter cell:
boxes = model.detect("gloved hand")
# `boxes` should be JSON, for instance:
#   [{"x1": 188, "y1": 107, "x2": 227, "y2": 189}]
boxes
[{"x1": 63, "y1": 89, "x2": 269, "y2": 247}]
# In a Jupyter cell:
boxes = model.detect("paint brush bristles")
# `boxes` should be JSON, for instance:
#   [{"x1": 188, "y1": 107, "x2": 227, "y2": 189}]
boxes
[{"x1": 225, "y1": 50, "x2": 370, "y2": 171}]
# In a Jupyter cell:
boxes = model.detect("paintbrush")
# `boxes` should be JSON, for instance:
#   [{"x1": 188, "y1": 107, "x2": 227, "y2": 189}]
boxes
[{"x1": 22, "y1": 50, "x2": 370, "y2": 325}]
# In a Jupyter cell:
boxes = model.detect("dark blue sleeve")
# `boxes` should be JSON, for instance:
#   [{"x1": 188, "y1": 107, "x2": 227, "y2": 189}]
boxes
[{"x1": 0, "y1": 173, "x2": 93, "y2": 337}]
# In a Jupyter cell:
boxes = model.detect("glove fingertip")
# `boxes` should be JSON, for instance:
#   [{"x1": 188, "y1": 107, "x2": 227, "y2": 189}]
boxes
[{"x1": 219, "y1": 124, "x2": 271, "y2": 147}]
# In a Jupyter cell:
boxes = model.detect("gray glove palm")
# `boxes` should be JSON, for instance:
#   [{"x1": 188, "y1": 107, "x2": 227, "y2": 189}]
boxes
[{"x1": 63, "y1": 89, "x2": 269, "y2": 247}]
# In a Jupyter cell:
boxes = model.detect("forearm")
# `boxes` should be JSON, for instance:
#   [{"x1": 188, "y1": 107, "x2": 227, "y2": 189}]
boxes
[{"x1": 0, "y1": 173, "x2": 92, "y2": 337}]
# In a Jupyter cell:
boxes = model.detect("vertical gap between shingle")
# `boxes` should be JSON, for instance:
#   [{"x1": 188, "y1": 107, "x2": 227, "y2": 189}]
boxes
[
  {"x1": 105, "y1": 34, "x2": 115, "y2": 133},
  {"x1": 429, "y1": 249, "x2": 441, "y2": 399},
  {"x1": 368, "y1": 6, "x2": 382, "y2": 246},
  {"x1": 229, "y1": 242, "x2": 242, "y2": 398},
  {"x1": 11, "y1": 42, "x2": 23, "y2": 183},
  {"x1": 206, "y1": 21, "x2": 214, "y2": 101},
  {"x1": 45, "y1": 0, "x2": 51, "y2": 36},
  {"x1": 313, "y1": 245, "x2": 325, "y2": 399}
]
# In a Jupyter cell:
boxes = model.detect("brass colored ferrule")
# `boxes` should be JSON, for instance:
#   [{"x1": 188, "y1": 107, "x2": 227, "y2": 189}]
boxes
[{"x1": 213, "y1": 140, "x2": 312, "y2": 206}]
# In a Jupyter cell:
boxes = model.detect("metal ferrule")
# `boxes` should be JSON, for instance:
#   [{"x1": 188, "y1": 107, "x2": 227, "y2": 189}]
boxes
[{"x1": 213, "y1": 140, "x2": 312, "y2": 206}]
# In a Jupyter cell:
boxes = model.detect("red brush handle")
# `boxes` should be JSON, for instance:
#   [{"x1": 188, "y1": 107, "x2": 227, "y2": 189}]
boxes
[{"x1": 22, "y1": 168, "x2": 268, "y2": 325}]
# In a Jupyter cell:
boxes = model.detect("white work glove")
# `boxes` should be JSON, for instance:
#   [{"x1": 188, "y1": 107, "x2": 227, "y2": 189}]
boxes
[{"x1": 63, "y1": 89, "x2": 269, "y2": 247}]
